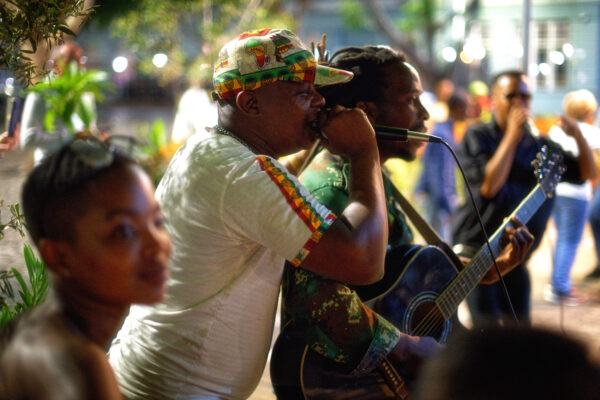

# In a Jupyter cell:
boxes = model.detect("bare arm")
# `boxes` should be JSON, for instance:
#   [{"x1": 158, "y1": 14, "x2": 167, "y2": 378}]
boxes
[
  {"x1": 0, "y1": 130, "x2": 18, "y2": 155},
  {"x1": 300, "y1": 107, "x2": 389, "y2": 285},
  {"x1": 557, "y1": 115, "x2": 597, "y2": 182}
]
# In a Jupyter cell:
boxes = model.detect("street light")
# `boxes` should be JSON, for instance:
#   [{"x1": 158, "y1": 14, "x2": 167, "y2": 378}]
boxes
[
  {"x1": 112, "y1": 56, "x2": 128, "y2": 73},
  {"x1": 152, "y1": 53, "x2": 168, "y2": 69}
]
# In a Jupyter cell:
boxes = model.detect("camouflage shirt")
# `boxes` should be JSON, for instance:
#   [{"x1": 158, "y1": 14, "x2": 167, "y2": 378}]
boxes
[{"x1": 281, "y1": 150, "x2": 413, "y2": 373}]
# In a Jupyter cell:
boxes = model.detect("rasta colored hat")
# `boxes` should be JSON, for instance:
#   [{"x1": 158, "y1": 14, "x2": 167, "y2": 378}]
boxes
[{"x1": 213, "y1": 28, "x2": 353, "y2": 99}]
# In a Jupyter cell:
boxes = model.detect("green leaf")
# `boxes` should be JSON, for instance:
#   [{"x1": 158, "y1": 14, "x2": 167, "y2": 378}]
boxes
[
  {"x1": 43, "y1": 109, "x2": 56, "y2": 133},
  {"x1": 11, "y1": 267, "x2": 32, "y2": 306},
  {"x1": 0, "y1": 306, "x2": 16, "y2": 330},
  {"x1": 28, "y1": 37, "x2": 37, "y2": 53},
  {"x1": 23, "y1": 244, "x2": 48, "y2": 305},
  {"x1": 150, "y1": 119, "x2": 167, "y2": 150},
  {"x1": 57, "y1": 25, "x2": 76, "y2": 37},
  {"x1": 76, "y1": 96, "x2": 93, "y2": 128}
]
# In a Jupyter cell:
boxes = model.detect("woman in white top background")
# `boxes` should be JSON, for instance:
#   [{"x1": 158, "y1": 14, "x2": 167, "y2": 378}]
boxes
[{"x1": 546, "y1": 89, "x2": 600, "y2": 305}]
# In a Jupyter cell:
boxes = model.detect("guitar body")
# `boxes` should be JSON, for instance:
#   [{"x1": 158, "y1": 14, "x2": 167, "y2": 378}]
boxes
[
  {"x1": 373, "y1": 245, "x2": 463, "y2": 343},
  {"x1": 271, "y1": 325, "x2": 408, "y2": 400},
  {"x1": 271, "y1": 246, "x2": 463, "y2": 400}
]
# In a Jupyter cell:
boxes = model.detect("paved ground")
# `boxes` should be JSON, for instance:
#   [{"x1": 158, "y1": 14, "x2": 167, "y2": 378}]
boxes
[{"x1": 2, "y1": 123, "x2": 600, "y2": 400}]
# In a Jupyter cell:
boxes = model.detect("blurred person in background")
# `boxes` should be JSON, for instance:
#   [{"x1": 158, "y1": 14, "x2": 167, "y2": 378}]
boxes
[
  {"x1": 586, "y1": 183, "x2": 600, "y2": 281},
  {"x1": 416, "y1": 90, "x2": 468, "y2": 242},
  {"x1": 545, "y1": 89, "x2": 600, "y2": 306},
  {"x1": 414, "y1": 325, "x2": 600, "y2": 400},
  {"x1": 20, "y1": 41, "x2": 97, "y2": 166},
  {"x1": 0, "y1": 130, "x2": 18, "y2": 156},
  {"x1": 452, "y1": 70, "x2": 596, "y2": 326},
  {"x1": 170, "y1": 64, "x2": 217, "y2": 144}
]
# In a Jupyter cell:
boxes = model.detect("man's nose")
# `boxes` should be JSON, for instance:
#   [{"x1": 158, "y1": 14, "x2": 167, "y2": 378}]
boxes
[
  {"x1": 418, "y1": 100, "x2": 430, "y2": 121},
  {"x1": 311, "y1": 87, "x2": 326, "y2": 107}
]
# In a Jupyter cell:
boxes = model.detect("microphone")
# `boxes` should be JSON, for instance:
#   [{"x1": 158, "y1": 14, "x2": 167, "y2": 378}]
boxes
[{"x1": 373, "y1": 124, "x2": 443, "y2": 143}]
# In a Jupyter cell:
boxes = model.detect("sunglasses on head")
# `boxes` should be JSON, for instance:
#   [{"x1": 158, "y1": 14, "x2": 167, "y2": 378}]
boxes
[
  {"x1": 504, "y1": 92, "x2": 531, "y2": 101},
  {"x1": 65, "y1": 135, "x2": 143, "y2": 169}
]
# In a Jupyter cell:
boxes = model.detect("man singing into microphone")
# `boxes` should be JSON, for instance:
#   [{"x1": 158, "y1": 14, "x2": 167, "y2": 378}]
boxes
[
  {"x1": 452, "y1": 70, "x2": 596, "y2": 326},
  {"x1": 277, "y1": 47, "x2": 534, "y2": 389}
]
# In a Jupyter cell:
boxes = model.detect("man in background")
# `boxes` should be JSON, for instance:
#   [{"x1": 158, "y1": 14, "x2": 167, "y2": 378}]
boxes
[{"x1": 452, "y1": 70, "x2": 596, "y2": 325}]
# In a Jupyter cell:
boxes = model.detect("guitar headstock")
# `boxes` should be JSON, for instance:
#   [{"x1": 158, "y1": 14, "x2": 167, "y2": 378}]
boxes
[{"x1": 531, "y1": 145, "x2": 565, "y2": 198}]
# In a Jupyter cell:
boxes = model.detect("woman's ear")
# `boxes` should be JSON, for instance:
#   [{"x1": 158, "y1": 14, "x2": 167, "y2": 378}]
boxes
[
  {"x1": 235, "y1": 91, "x2": 260, "y2": 117},
  {"x1": 38, "y1": 239, "x2": 72, "y2": 279},
  {"x1": 356, "y1": 100, "x2": 378, "y2": 124}
]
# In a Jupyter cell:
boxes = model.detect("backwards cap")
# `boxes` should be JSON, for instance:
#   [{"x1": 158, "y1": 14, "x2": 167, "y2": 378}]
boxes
[{"x1": 213, "y1": 28, "x2": 353, "y2": 99}]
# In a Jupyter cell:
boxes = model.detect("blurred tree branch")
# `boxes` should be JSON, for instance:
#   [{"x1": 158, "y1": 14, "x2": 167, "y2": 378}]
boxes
[
  {"x1": 359, "y1": 0, "x2": 480, "y2": 88},
  {"x1": 0, "y1": 0, "x2": 95, "y2": 87},
  {"x1": 95, "y1": 0, "x2": 296, "y2": 88}
]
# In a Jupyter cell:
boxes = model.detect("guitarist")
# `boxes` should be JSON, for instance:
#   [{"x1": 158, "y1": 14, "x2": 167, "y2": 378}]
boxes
[
  {"x1": 451, "y1": 70, "x2": 597, "y2": 327},
  {"x1": 280, "y1": 47, "x2": 534, "y2": 390}
]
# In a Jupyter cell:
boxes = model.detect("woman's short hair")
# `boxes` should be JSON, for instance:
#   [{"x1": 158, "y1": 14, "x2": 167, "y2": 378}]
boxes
[{"x1": 563, "y1": 89, "x2": 598, "y2": 121}]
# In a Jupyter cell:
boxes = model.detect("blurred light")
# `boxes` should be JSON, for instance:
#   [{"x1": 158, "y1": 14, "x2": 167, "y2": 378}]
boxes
[
  {"x1": 562, "y1": 43, "x2": 574, "y2": 57},
  {"x1": 513, "y1": 43, "x2": 524, "y2": 58},
  {"x1": 442, "y1": 47, "x2": 457, "y2": 63},
  {"x1": 4, "y1": 77, "x2": 14, "y2": 96},
  {"x1": 45, "y1": 59, "x2": 55, "y2": 72},
  {"x1": 452, "y1": 0, "x2": 466, "y2": 12},
  {"x1": 112, "y1": 56, "x2": 128, "y2": 73},
  {"x1": 530, "y1": 64, "x2": 539, "y2": 76},
  {"x1": 451, "y1": 16, "x2": 465, "y2": 41},
  {"x1": 575, "y1": 48, "x2": 587, "y2": 59},
  {"x1": 459, "y1": 51, "x2": 473, "y2": 64},
  {"x1": 549, "y1": 51, "x2": 565, "y2": 65},
  {"x1": 463, "y1": 41, "x2": 486, "y2": 60},
  {"x1": 152, "y1": 53, "x2": 168, "y2": 68},
  {"x1": 539, "y1": 63, "x2": 551, "y2": 76}
]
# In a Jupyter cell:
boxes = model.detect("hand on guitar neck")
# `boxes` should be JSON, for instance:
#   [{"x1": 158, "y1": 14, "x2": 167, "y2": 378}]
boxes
[{"x1": 478, "y1": 216, "x2": 534, "y2": 284}]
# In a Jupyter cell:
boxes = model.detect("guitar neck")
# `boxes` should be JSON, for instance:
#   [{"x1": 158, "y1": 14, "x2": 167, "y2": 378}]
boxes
[{"x1": 435, "y1": 184, "x2": 547, "y2": 318}]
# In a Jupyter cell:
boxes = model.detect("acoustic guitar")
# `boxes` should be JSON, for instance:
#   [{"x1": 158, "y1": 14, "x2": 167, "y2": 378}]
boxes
[{"x1": 271, "y1": 147, "x2": 564, "y2": 399}]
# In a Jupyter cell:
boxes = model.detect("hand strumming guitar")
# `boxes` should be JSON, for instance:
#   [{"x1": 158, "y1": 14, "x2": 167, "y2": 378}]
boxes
[{"x1": 388, "y1": 334, "x2": 442, "y2": 379}]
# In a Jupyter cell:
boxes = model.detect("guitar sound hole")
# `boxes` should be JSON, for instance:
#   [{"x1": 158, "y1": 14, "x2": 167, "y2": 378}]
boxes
[{"x1": 405, "y1": 298, "x2": 447, "y2": 341}]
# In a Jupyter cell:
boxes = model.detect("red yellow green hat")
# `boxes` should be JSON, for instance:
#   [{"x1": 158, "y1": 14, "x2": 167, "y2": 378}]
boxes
[{"x1": 213, "y1": 28, "x2": 353, "y2": 99}]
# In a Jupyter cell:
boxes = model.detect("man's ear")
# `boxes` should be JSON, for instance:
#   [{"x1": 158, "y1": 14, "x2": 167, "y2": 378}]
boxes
[
  {"x1": 235, "y1": 91, "x2": 260, "y2": 117},
  {"x1": 356, "y1": 100, "x2": 378, "y2": 124},
  {"x1": 38, "y1": 239, "x2": 72, "y2": 279}
]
